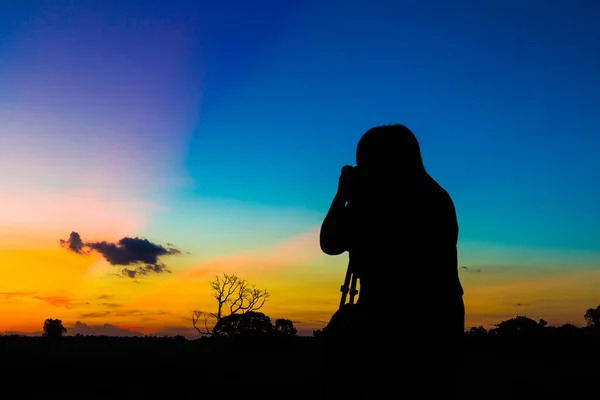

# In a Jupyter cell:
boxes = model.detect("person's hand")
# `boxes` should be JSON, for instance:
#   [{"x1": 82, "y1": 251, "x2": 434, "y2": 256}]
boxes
[{"x1": 337, "y1": 165, "x2": 355, "y2": 202}]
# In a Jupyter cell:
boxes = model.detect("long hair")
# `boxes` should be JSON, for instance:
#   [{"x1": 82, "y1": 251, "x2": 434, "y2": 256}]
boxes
[{"x1": 356, "y1": 124, "x2": 426, "y2": 178}]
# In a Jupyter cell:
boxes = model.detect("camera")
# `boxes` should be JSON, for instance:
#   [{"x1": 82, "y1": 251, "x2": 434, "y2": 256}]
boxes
[
  {"x1": 341, "y1": 165, "x2": 367, "y2": 203},
  {"x1": 341, "y1": 165, "x2": 357, "y2": 185}
]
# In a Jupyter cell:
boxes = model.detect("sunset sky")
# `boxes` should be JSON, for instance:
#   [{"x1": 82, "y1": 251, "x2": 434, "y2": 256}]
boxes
[{"x1": 1, "y1": 0, "x2": 599, "y2": 337}]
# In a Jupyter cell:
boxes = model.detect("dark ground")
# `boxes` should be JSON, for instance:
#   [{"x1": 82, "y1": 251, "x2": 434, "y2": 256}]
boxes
[{"x1": 1, "y1": 335, "x2": 598, "y2": 399}]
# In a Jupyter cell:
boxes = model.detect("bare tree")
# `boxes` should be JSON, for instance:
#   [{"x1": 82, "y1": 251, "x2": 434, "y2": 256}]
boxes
[{"x1": 192, "y1": 273, "x2": 270, "y2": 335}]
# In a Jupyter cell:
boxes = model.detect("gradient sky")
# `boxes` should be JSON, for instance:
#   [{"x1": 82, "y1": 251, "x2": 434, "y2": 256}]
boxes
[{"x1": 1, "y1": 0, "x2": 599, "y2": 337}]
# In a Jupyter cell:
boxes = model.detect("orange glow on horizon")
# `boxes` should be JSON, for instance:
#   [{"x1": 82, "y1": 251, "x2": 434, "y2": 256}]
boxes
[{"x1": 1, "y1": 223, "x2": 599, "y2": 336}]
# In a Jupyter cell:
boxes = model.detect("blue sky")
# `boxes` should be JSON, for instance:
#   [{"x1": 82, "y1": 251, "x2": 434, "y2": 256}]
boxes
[{"x1": 182, "y1": 0, "x2": 600, "y2": 251}]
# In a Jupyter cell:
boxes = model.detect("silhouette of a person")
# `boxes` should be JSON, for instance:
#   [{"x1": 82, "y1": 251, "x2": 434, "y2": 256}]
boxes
[{"x1": 319, "y1": 124, "x2": 464, "y2": 398}]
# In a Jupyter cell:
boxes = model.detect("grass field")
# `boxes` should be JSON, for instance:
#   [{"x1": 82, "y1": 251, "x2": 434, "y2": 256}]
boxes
[{"x1": 1, "y1": 335, "x2": 597, "y2": 399}]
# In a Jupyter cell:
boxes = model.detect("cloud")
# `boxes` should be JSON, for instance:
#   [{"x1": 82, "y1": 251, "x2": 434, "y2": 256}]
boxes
[
  {"x1": 60, "y1": 231, "x2": 182, "y2": 279},
  {"x1": 115, "y1": 310, "x2": 168, "y2": 317},
  {"x1": 68, "y1": 321, "x2": 144, "y2": 337},
  {"x1": 0, "y1": 292, "x2": 31, "y2": 301},
  {"x1": 0, "y1": 292, "x2": 89, "y2": 308},
  {"x1": 33, "y1": 295, "x2": 70, "y2": 308},
  {"x1": 69, "y1": 323, "x2": 196, "y2": 339},
  {"x1": 1, "y1": 331, "x2": 43, "y2": 337},
  {"x1": 3, "y1": 323, "x2": 197, "y2": 339},
  {"x1": 60, "y1": 232, "x2": 87, "y2": 254},
  {"x1": 101, "y1": 303, "x2": 122, "y2": 308},
  {"x1": 514, "y1": 303, "x2": 531, "y2": 307},
  {"x1": 81, "y1": 311, "x2": 112, "y2": 319},
  {"x1": 120, "y1": 263, "x2": 170, "y2": 279},
  {"x1": 80, "y1": 309, "x2": 167, "y2": 319},
  {"x1": 461, "y1": 266, "x2": 482, "y2": 273},
  {"x1": 88, "y1": 237, "x2": 180, "y2": 265}
]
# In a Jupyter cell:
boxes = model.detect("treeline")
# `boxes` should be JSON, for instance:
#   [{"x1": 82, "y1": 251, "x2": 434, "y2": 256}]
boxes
[{"x1": 465, "y1": 304, "x2": 600, "y2": 338}]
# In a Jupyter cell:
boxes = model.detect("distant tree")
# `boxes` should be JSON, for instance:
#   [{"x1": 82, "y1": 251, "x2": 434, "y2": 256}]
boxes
[
  {"x1": 551, "y1": 323, "x2": 582, "y2": 337},
  {"x1": 584, "y1": 306, "x2": 600, "y2": 327},
  {"x1": 465, "y1": 326, "x2": 488, "y2": 337},
  {"x1": 212, "y1": 311, "x2": 273, "y2": 337},
  {"x1": 559, "y1": 323, "x2": 579, "y2": 330},
  {"x1": 274, "y1": 318, "x2": 297, "y2": 336},
  {"x1": 43, "y1": 318, "x2": 67, "y2": 339},
  {"x1": 489, "y1": 316, "x2": 546, "y2": 337},
  {"x1": 192, "y1": 273, "x2": 270, "y2": 335}
]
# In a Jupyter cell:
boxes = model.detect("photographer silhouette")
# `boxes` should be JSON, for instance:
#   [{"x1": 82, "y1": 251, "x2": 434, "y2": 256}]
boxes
[{"x1": 319, "y1": 124, "x2": 464, "y2": 398}]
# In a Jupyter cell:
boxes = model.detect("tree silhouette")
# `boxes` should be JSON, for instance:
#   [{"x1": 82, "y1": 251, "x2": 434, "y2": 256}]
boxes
[
  {"x1": 191, "y1": 273, "x2": 270, "y2": 335},
  {"x1": 466, "y1": 326, "x2": 488, "y2": 337},
  {"x1": 489, "y1": 316, "x2": 546, "y2": 337},
  {"x1": 548, "y1": 323, "x2": 582, "y2": 338},
  {"x1": 584, "y1": 305, "x2": 600, "y2": 327},
  {"x1": 212, "y1": 311, "x2": 273, "y2": 337},
  {"x1": 274, "y1": 318, "x2": 297, "y2": 336},
  {"x1": 43, "y1": 318, "x2": 67, "y2": 339}
]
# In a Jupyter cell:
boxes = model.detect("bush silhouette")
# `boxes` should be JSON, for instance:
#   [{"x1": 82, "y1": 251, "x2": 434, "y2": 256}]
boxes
[
  {"x1": 212, "y1": 311, "x2": 273, "y2": 337},
  {"x1": 43, "y1": 318, "x2": 67, "y2": 339}
]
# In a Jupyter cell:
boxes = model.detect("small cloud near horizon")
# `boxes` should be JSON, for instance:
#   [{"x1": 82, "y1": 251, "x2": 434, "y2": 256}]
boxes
[{"x1": 461, "y1": 266, "x2": 482, "y2": 273}]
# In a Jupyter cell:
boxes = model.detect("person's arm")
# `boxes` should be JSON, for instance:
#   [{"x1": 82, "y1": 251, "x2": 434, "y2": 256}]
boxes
[
  {"x1": 319, "y1": 192, "x2": 349, "y2": 255},
  {"x1": 320, "y1": 166, "x2": 356, "y2": 255}
]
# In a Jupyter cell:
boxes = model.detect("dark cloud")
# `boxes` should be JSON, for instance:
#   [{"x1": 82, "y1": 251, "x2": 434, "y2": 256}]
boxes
[
  {"x1": 1, "y1": 330, "x2": 43, "y2": 337},
  {"x1": 460, "y1": 266, "x2": 481, "y2": 273},
  {"x1": 101, "y1": 302, "x2": 122, "y2": 308},
  {"x1": 115, "y1": 309, "x2": 167, "y2": 317},
  {"x1": 121, "y1": 263, "x2": 171, "y2": 279},
  {"x1": 59, "y1": 231, "x2": 88, "y2": 254},
  {"x1": 60, "y1": 231, "x2": 182, "y2": 279},
  {"x1": 87, "y1": 237, "x2": 180, "y2": 265},
  {"x1": 68, "y1": 321, "x2": 144, "y2": 337},
  {"x1": 79, "y1": 309, "x2": 167, "y2": 319},
  {"x1": 81, "y1": 311, "x2": 112, "y2": 318},
  {"x1": 3, "y1": 323, "x2": 194, "y2": 339},
  {"x1": 65, "y1": 322, "x2": 196, "y2": 339}
]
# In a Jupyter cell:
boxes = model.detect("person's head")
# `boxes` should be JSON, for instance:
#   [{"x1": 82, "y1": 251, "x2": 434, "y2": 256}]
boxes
[{"x1": 356, "y1": 124, "x2": 426, "y2": 178}]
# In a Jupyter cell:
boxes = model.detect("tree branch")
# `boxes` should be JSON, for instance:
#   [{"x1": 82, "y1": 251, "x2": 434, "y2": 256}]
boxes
[
  {"x1": 191, "y1": 310, "x2": 212, "y2": 335},
  {"x1": 192, "y1": 273, "x2": 270, "y2": 336}
]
